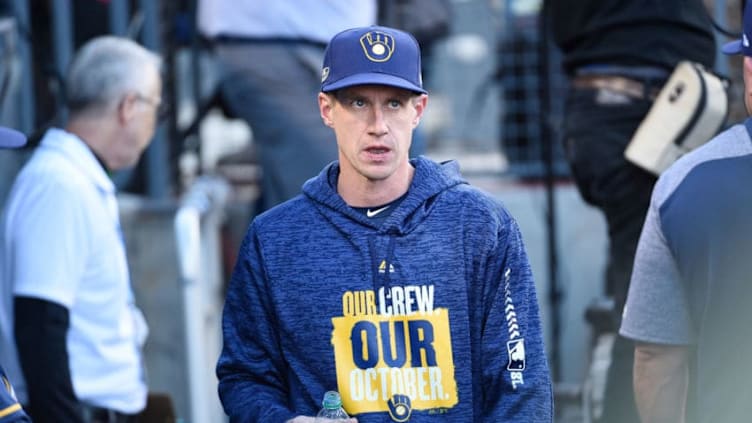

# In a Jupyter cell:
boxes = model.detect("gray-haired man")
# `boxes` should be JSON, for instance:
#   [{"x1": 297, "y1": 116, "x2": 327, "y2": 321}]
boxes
[{"x1": 1, "y1": 35, "x2": 162, "y2": 422}]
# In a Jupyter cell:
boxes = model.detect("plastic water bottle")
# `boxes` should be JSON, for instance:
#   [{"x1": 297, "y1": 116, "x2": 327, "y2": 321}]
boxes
[{"x1": 315, "y1": 391, "x2": 350, "y2": 421}]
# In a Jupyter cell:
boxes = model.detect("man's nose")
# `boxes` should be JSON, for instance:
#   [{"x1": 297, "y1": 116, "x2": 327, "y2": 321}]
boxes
[{"x1": 368, "y1": 107, "x2": 388, "y2": 135}]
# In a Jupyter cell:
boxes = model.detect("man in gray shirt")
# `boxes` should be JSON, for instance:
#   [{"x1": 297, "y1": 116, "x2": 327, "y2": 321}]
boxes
[{"x1": 620, "y1": 4, "x2": 752, "y2": 422}]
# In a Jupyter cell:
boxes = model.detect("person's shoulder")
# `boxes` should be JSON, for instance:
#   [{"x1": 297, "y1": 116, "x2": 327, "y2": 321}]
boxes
[
  {"x1": 654, "y1": 124, "x2": 752, "y2": 203},
  {"x1": 441, "y1": 182, "x2": 515, "y2": 227},
  {"x1": 251, "y1": 194, "x2": 315, "y2": 228},
  {"x1": 12, "y1": 155, "x2": 91, "y2": 205},
  {"x1": 449, "y1": 182, "x2": 507, "y2": 210},
  {"x1": 678, "y1": 123, "x2": 750, "y2": 166},
  {"x1": 16, "y1": 143, "x2": 90, "y2": 191},
  {"x1": 420, "y1": 157, "x2": 500, "y2": 210}
]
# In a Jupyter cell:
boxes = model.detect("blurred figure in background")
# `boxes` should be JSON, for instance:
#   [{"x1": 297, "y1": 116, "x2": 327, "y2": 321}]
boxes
[
  {"x1": 548, "y1": 0, "x2": 716, "y2": 422},
  {"x1": 377, "y1": 0, "x2": 453, "y2": 156},
  {"x1": 0, "y1": 7, "x2": 31, "y2": 421},
  {"x1": 197, "y1": 0, "x2": 376, "y2": 213},
  {"x1": 0, "y1": 127, "x2": 29, "y2": 423},
  {"x1": 0, "y1": 36, "x2": 161, "y2": 422},
  {"x1": 621, "y1": 3, "x2": 752, "y2": 422}
]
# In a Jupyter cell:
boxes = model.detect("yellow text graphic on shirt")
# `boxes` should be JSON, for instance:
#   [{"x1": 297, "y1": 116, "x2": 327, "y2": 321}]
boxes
[{"x1": 331, "y1": 285, "x2": 458, "y2": 416}]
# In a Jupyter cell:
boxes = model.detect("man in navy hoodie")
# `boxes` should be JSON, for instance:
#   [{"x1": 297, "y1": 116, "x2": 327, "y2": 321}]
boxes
[{"x1": 217, "y1": 25, "x2": 553, "y2": 422}]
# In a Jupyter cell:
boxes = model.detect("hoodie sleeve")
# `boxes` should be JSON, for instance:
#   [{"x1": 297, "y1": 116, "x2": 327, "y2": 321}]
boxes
[
  {"x1": 480, "y1": 216, "x2": 553, "y2": 422},
  {"x1": 216, "y1": 224, "x2": 296, "y2": 423}
]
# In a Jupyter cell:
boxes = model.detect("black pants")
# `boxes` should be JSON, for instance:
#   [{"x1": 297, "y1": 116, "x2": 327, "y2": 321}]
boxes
[{"x1": 562, "y1": 85, "x2": 657, "y2": 423}]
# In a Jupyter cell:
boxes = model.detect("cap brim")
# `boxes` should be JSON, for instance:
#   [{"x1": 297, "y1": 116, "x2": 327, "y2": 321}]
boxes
[
  {"x1": 722, "y1": 39, "x2": 743, "y2": 55},
  {"x1": 0, "y1": 126, "x2": 26, "y2": 148},
  {"x1": 322, "y1": 73, "x2": 427, "y2": 94}
]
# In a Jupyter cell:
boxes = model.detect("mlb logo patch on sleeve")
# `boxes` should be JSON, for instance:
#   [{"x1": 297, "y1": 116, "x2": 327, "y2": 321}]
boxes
[{"x1": 507, "y1": 339, "x2": 526, "y2": 371}]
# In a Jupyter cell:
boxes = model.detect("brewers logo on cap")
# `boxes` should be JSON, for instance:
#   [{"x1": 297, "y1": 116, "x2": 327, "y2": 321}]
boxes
[
  {"x1": 320, "y1": 25, "x2": 427, "y2": 94},
  {"x1": 360, "y1": 31, "x2": 395, "y2": 63}
]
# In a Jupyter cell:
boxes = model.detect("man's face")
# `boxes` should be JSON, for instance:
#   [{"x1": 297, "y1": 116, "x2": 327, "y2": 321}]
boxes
[
  {"x1": 112, "y1": 65, "x2": 162, "y2": 170},
  {"x1": 319, "y1": 85, "x2": 427, "y2": 183}
]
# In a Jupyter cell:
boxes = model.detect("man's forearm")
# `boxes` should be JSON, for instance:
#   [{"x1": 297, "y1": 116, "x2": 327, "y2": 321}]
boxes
[
  {"x1": 14, "y1": 296, "x2": 84, "y2": 423},
  {"x1": 633, "y1": 342, "x2": 690, "y2": 423}
]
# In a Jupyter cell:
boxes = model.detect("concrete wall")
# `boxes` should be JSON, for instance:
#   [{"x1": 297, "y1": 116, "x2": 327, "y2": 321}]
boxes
[{"x1": 120, "y1": 193, "x2": 228, "y2": 423}]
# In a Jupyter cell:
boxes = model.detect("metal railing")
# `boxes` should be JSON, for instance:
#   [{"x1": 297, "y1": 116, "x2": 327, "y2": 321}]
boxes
[{"x1": 174, "y1": 175, "x2": 230, "y2": 423}]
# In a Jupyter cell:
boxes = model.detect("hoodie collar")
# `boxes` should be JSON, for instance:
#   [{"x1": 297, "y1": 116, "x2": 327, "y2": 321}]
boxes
[{"x1": 303, "y1": 156, "x2": 467, "y2": 232}]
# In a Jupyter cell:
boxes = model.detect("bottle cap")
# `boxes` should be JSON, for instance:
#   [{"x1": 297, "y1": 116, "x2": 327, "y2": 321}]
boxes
[{"x1": 322, "y1": 391, "x2": 342, "y2": 409}]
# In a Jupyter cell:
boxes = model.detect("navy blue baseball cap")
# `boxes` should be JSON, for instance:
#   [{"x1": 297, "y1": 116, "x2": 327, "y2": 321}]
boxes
[
  {"x1": 723, "y1": 2, "x2": 752, "y2": 56},
  {"x1": 0, "y1": 126, "x2": 25, "y2": 148},
  {"x1": 321, "y1": 25, "x2": 427, "y2": 94}
]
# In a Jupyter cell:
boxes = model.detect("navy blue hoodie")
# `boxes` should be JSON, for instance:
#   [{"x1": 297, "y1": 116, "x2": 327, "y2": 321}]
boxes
[{"x1": 217, "y1": 157, "x2": 553, "y2": 422}]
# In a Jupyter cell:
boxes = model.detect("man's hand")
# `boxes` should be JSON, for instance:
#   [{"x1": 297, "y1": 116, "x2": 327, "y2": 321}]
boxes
[{"x1": 286, "y1": 417, "x2": 358, "y2": 423}]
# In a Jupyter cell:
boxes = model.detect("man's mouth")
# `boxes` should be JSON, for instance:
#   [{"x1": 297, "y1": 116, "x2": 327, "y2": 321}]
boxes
[{"x1": 366, "y1": 147, "x2": 390, "y2": 154}]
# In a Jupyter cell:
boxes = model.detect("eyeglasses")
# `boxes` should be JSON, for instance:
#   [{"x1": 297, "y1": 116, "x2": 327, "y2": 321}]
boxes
[{"x1": 134, "y1": 93, "x2": 169, "y2": 122}]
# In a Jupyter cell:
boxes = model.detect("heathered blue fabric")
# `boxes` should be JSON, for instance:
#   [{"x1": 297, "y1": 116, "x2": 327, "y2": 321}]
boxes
[
  {"x1": 0, "y1": 365, "x2": 30, "y2": 422},
  {"x1": 217, "y1": 156, "x2": 553, "y2": 422}
]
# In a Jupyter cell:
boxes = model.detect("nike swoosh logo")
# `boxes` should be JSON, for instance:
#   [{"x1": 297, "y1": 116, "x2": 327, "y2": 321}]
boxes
[{"x1": 366, "y1": 205, "x2": 390, "y2": 218}]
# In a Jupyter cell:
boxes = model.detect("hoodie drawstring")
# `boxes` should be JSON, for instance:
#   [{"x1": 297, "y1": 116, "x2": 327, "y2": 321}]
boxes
[{"x1": 369, "y1": 235, "x2": 397, "y2": 307}]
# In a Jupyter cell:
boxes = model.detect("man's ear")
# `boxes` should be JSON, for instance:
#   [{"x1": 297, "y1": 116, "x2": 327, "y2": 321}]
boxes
[
  {"x1": 412, "y1": 94, "x2": 428, "y2": 127},
  {"x1": 118, "y1": 93, "x2": 137, "y2": 125},
  {"x1": 319, "y1": 92, "x2": 335, "y2": 128}
]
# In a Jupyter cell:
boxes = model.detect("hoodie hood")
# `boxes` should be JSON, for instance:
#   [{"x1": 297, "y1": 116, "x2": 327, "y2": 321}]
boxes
[{"x1": 302, "y1": 156, "x2": 467, "y2": 234}]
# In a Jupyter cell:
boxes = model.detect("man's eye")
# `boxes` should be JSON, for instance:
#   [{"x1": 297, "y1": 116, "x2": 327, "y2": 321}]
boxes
[
  {"x1": 353, "y1": 99, "x2": 366, "y2": 107},
  {"x1": 388, "y1": 100, "x2": 402, "y2": 108}
]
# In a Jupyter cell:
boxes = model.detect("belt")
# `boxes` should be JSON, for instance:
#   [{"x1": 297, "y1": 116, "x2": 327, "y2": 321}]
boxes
[
  {"x1": 213, "y1": 35, "x2": 327, "y2": 49},
  {"x1": 81, "y1": 404, "x2": 139, "y2": 423},
  {"x1": 571, "y1": 74, "x2": 662, "y2": 100}
]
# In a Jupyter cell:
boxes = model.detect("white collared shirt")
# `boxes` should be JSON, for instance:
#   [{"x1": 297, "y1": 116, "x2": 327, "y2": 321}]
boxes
[{"x1": 0, "y1": 128, "x2": 147, "y2": 412}]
